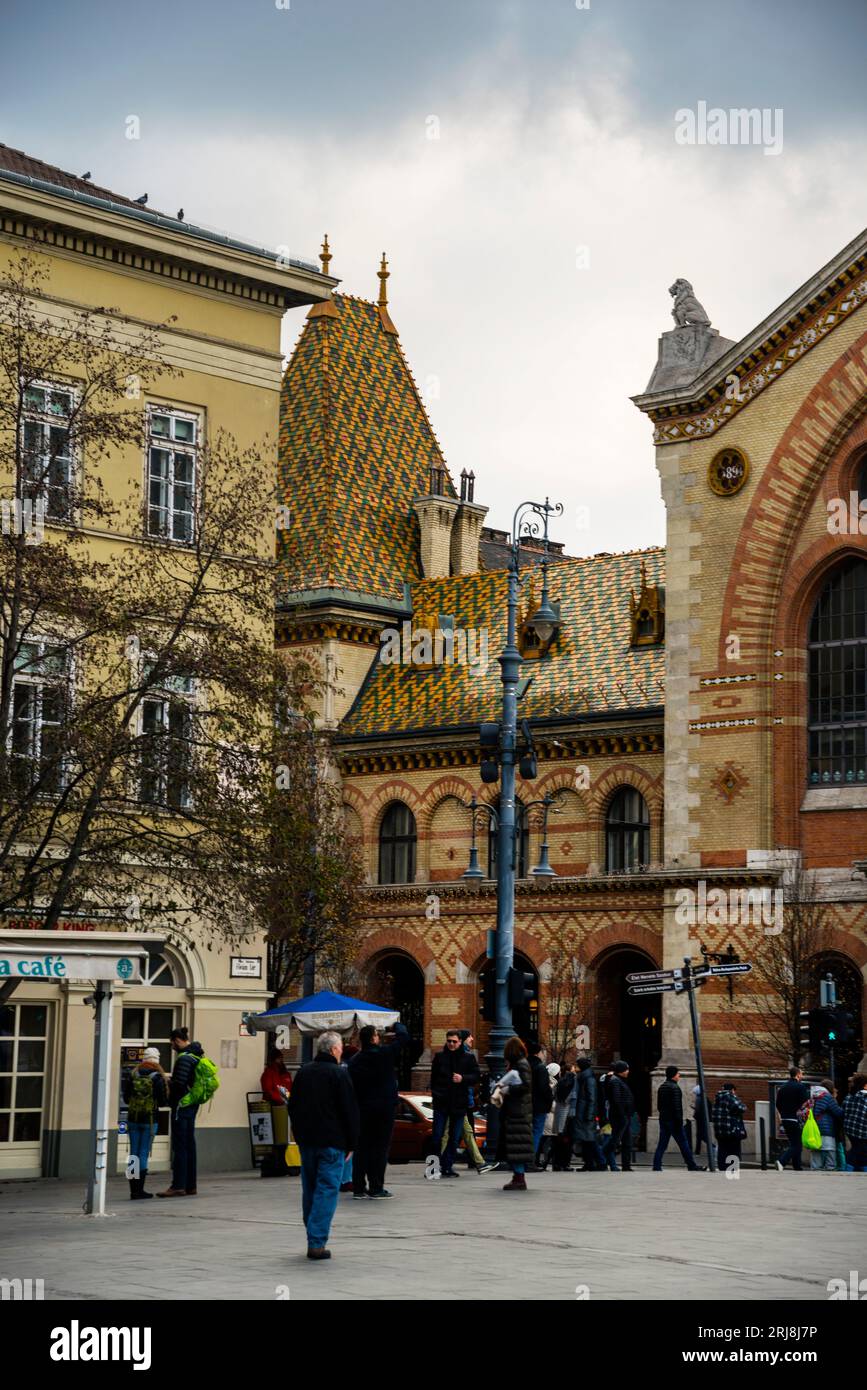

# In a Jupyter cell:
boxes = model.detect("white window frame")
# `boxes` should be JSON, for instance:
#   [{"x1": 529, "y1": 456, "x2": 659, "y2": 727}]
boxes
[
  {"x1": 7, "y1": 637, "x2": 71, "y2": 794},
  {"x1": 137, "y1": 654, "x2": 198, "y2": 811},
  {"x1": 145, "y1": 405, "x2": 199, "y2": 545},
  {"x1": 20, "y1": 381, "x2": 77, "y2": 523}
]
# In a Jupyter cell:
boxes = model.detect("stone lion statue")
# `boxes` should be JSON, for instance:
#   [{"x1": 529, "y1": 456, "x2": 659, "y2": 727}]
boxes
[{"x1": 669, "y1": 279, "x2": 711, "y2": 328}]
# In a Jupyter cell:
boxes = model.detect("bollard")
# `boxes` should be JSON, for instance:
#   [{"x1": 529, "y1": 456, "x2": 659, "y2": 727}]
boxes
[{"x1": 759, "y1": 1115, "x2": 767, "y2": 1170}]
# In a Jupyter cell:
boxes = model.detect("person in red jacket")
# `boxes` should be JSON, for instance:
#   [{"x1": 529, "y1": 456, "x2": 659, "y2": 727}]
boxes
[{"x1": 261, "y1": 1046, "x2": 292, "y2": 1104}]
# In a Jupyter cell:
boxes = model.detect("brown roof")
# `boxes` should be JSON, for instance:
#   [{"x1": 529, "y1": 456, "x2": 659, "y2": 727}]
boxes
[{"x1": 0, "y1": 143, "x2": 161, "y2": 213}]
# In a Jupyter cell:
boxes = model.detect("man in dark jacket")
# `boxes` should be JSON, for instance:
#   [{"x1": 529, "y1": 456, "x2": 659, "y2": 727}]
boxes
[
  {"x1": 158, "y1": 1028, "x2": 204, "y2": 1198},
  {"x1": 288, "y1": 1031, "x2": 360, "y2": 1259},
  {"x1": 776, "y1": 1066, "x2": 810, "y2": 1171},
  {"x1": 430, "y1": 1029, "x2": 480, "y2": 1176},
  {"x1": 347, "y1": 1020, "x2": 409, "y2": 1199},
  {"x1": 604, "y1": 1060, "x2": 635, "y2": 1172},
  {"x1": 711, "y1": 1081, "x2": 747, "y2": 1171},
  {"x1": 528, "y1": 1041, "x2": 553, "y2": 1163},
  {"x1": 652, "y1": 1065, "x2": 703, "y2": 1171}
]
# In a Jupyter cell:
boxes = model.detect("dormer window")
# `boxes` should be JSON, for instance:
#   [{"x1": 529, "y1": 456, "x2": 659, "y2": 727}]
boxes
[{"x1": 630, "y1": 560, "x2": 665, "y2": 647}]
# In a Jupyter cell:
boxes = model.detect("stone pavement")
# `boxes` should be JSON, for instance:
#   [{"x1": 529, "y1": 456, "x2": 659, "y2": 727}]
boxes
[{"x1": 2, "y1": 1165, "x2": 865, "y2": 1301}]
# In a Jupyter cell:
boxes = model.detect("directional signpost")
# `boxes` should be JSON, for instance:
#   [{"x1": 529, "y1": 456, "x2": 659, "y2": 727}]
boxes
[{"x1": 624, "y1": 957, "x2": 753, "y2": 1176}]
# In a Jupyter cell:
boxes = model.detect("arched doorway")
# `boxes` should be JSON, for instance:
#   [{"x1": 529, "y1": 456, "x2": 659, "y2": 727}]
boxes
[
  {"x1": 593, "y1": 947, "x2": 662, "y2": 1142},
  {"x1": 478, "y1": 951, "x2": 540, "y2": 1045},
  {"x1": 809, "y1": 952, "x2": 864, "y2": 1084},
  {"x1": 366, "y1": 952, "x2": 425, "y2": 1088}
]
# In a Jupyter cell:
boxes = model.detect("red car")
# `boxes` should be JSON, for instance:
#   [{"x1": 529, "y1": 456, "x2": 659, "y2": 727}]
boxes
[{"x1": 388, "y1": 1092, "x2": 487, "y2": 1163}]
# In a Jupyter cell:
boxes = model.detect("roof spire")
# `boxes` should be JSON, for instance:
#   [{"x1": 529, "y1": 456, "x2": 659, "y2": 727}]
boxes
[
  {"x1": 377, "y1": 251, "x2": 389, "y2": 306},
  {"x1": 377, "y1": 251, "x2": 397, "y2": 335},
  {"x1": 320, "y1": 233, "x2": 332, "y2": 275}
]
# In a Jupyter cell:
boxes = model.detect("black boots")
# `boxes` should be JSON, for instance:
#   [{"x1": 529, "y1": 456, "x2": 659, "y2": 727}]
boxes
[{"x1": 129, "y1": 1175, "x2": 154, "y2": 1200}]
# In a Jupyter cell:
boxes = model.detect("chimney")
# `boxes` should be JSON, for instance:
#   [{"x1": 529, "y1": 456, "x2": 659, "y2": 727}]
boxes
[
  {"x1": 450, "y1": 470, "x2": 488, "y2": 575},
  {"x1": 413, "y1": 465, "x2": 458, "y2": 578}
]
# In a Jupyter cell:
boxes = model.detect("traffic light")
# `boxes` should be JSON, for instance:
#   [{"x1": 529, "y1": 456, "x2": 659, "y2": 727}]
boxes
[
  {"x1": 517, "y1": 718, "x2": 538, "y2": 781},
  {"x1": 798, "y1": 1010, "x2": 811, "y2": 1053},
  {"x1": 508, "y1": 966, "x2": 535, "y2": 1009},
  {"x1": 824, "y1": 1007, "x2": 856, "y2": 1046},
  {"x1": 808, "y1": 1007, "x2": 826, "y2": 1051},
  {"x1": 480, "y1": 722, "x2": 500, "y2": 784}
]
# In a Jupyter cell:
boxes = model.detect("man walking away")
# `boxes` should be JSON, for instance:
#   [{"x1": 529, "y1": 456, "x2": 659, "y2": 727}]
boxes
[
  {"x1": 158, "y1": 1029, "x2": 204, "y2": 1198},
  {"x1": 569, "y1": 1058, "x2": 605, "y2": 1170},
  {"x1": 842, "y1": 1074, "x2": 867, "y2": 1172},
  {"x1": 347, "y1": 1020, "x2": 409, "y2": 1199},
  {"x1": 430, "y1": 1029, "x2": 480, "y2": 1177},
  {"x1": 652, "y1": 1066, "x2": 704, "y2": 1172},
  {"x1": 711, "y1": 1082, "x2": 747, "y2": 1171},
  {"x1": 528, "y1": 1041, "x2": 553, "y2": 1167},
  {"x1": 775, "y1": 1066, "x2": 810, "y2": 1171},
  {"x1": 605, "y1": 1061, "x2": 635, "y2": 1172},
  {"x1": 288, "y1": 1031, "x2": 359, "y2": 1260}
]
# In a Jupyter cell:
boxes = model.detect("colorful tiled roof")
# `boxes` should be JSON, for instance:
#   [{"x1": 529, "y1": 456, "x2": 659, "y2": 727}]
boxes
[
  {"x1": 340, "y1": 548, "x2": 665, "y2": 736},
  {"x1": 277, "y1": 294, "x2": 455, "y2": 604}
]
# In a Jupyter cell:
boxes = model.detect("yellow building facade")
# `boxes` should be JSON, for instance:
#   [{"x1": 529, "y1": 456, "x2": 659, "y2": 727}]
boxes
[{"x1": 0, "y1": 145, "x2": 333, "y2": 1178}]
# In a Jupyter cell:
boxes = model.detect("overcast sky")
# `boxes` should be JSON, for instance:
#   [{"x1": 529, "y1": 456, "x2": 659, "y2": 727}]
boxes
[{"x1": 3, "y1": 0, "x2": 866, "y2": 555}]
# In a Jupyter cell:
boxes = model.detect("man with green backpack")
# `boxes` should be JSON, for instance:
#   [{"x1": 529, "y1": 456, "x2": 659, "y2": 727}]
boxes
[{"x1": 158, "y1": 1026, "x2": 220, "y2": 1198}]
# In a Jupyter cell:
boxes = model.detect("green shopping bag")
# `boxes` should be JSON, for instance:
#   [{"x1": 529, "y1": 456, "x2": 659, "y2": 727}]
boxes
[{"x1": 802, "y1": 1107, "x2": 822, "y2": 1150}]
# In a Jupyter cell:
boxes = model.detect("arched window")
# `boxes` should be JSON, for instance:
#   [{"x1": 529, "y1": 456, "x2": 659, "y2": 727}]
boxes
[
  {"x1": 606, "y1": 787, "x2": 650, "y2": 872},
  {"x1": 488, "y1": 798, "x2": 529, "y2": 878},
  {"x1": 808, "y1": 558, "x2": 867, "y2": 785},
  {"x1": 140, "y1": 951, "x2": 179, "y2": 988},
  {"x1": 378, "y1": 802, "x2": 417, "y2": 884}
]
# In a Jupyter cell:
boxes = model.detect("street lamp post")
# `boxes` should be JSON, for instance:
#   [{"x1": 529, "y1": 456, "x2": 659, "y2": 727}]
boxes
[{"x1": 487, "y1": 498, "x2": 562, "y2": 1084}]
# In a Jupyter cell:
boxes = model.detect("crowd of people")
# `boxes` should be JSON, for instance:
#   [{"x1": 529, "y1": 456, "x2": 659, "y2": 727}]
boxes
[{"x1": 122, "y1": 1022, "x2": 867, "y2": 1262}]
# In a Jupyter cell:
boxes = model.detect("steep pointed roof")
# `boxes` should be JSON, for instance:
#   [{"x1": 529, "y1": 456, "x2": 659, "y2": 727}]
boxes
[{"x1": 278, "y1": 291, "x2": 455, "y2": 605}]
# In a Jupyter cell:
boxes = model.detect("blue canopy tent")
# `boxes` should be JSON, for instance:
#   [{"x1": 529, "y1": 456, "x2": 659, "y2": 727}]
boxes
[{"x1": 245, "y1": 990, "x2": 400, "y2": 1036}]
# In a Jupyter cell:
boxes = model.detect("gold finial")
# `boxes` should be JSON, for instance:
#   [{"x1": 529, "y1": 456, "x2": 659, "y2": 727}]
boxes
[
  {"x1": 378, "y1": 251, "x2": 389, "y2": 307},
  {"x1": 320, "y1": 234, "x2": 332, "y2": 275}
]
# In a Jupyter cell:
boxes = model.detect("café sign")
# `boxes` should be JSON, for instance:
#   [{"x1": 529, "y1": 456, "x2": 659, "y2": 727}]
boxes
[{"x1": 0, "y1": 949, "x2": 142, "y2": 982}]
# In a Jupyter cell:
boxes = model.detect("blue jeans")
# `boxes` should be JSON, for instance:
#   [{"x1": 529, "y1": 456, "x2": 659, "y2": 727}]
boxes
[
  {"x1": 432, "y1": 1108, "x2": 465, "y2": 1173},
  {"x1": 300, "y1": 1146, "x2": 345, "y2": 1249},
  {"x1": 128, "y1": 1122, "x2": 156, "y2": 1174},
  {"x1": 653, "y1": 1118, "x2": 699, "y2": 1170},
  {"x1": 171, "y1": 1103, "x2": 198, "y2": 1190},
  {"x1": 532, "y1": 1114, "x2": 547, "y2": 1155}
]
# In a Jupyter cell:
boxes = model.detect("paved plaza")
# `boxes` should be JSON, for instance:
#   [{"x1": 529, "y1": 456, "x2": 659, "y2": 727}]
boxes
[{"x1": 2, "y1": 1165, "x2": 865, "y2": 1301}]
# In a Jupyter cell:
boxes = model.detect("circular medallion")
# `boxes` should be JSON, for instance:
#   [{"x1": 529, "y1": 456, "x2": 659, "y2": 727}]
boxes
[{"x1": 708, "y1": 448, "x2": 750, "y2": 497}]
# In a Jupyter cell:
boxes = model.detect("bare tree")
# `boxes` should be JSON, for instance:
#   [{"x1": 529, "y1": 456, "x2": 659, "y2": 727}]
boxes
[
  {"x1": 0, "y1": 253, "x2": 363, "y2": 977},
  {"x1": 544, "y1": 926, "x2": 586, "y2": 1067},
  {"x1": 733, "y1": 867, "x2": 829, "y2": 1068}
]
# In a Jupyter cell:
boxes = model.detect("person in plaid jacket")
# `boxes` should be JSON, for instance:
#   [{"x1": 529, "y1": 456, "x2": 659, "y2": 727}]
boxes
[
  {"x1": 711, "y1": 1082, "x2": 747, "y2": 1171},
  {"x1": 842, "y1": 1074, "x2": 867, "y2": 1172}
]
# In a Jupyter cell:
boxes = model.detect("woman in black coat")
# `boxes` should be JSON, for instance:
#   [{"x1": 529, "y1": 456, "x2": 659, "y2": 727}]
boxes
[{"x1": 496, "y1": 1036, "x2": 535, "y2": 1191}]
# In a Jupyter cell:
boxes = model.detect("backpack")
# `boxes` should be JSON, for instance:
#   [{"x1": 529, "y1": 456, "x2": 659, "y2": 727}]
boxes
[
  {"x1": 126, "y1": 1068, "x2": 157, "y2": 1124},
  {"x1": 180, "y1": 1054, "x2": 220, "y2": 1108}
]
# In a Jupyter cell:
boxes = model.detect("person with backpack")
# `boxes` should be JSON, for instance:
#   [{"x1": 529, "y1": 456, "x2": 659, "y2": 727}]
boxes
[
  {"x1": 805, "y1": 1079, "x2": 843, "y2": 1172},
  {"x1": 842, "y1": 1073, "x2": 867, "y2": 1171},
  {"x1": 158, "y1": 1027, "x2": 219, "y2": 1198},
  {"x1": 569, "y1": 1058, "x2": 605, "y2": 1170},
  {"x1": 122, "y1": 1047, "x2": 167, "y2": 1200},
  {"x1": 711, "y1": 1081, "x2": 747, "y2": 1171}
]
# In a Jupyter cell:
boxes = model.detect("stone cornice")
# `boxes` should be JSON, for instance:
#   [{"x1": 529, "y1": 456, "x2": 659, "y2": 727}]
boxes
[
  {"x1": 0, "y1": 183, "x2": 334, "y2": 311},
  {"x1": 336, "y1": 725, "x2": 664, "y2": 775},
  {"x1": 362, "y1": 865, "x2": 777, "y2": 903},
  {"x1": 633, "y1": 232, "x2": 867, "y2": 445}
]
